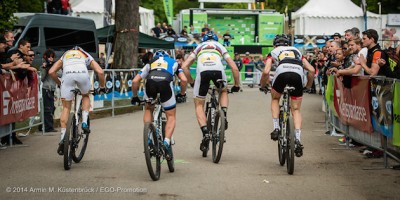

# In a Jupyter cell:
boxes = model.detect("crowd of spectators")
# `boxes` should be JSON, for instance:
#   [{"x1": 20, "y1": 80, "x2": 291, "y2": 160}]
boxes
[{"x1": 46, "y1": 0, "x2": 71, "y2": 15}]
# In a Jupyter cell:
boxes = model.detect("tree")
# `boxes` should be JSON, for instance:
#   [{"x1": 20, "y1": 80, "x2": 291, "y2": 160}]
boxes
[
  {"x1": 17, "y1": 0, "x2": 43, "y2": 13},
  {"x1": 113, "y1": 0, "x2": 139, "y2": 69},
  {"x1": 0, "y1": 0, "x2": 18, "y2": 32}
]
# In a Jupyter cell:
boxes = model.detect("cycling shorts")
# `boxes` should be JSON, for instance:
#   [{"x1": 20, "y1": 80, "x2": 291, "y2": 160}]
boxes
[
  {"x1": 272, "y1": 72, "x2": 303, "y2": 98},
  {"x1": 194, "y1": 70, "x2": 227, "y2": 99},
  {"x1": 144, "y1": 79, "x2": 176, "y2": 110},
  {"x1": 61, "y1": 65, "x2": 90, "y2": 101}
]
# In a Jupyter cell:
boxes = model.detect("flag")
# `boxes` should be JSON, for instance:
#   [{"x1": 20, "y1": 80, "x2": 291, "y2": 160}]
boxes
[
  {"x1": 163, "y1": 0, "x2": 173, "y2": 25},
  {"x1": 393, "y1": 82, "x2": 400, "y2": 146}
]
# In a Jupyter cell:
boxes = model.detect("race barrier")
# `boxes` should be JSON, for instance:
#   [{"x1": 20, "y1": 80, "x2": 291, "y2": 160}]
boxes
[{"x1": 324, "y1": 75, "x2": 400, "y2": 167}]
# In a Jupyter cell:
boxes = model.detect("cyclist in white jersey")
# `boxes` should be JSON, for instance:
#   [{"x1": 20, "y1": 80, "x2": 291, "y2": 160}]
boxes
[
  {"x1": 49, "y1": 46, "x2": 106, "y2": 155},
  {"x1": 260, "y1": 34, "x2": 315, "y2": 157},
  {"x1": 181, "y1": 32, "x2": 240, "y2": 152}
]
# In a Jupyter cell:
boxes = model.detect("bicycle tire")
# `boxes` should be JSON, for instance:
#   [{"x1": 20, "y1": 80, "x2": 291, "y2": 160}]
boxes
[
  {"x1": 72, "y1": 116, "x2": 90, "y2": 163},
  {"x1": 63, "y1": 113, "x2": 74, "y2": 170},
  {"x1": 202, "y1": 105, "x2": 212, "y2": 157},
  {"x1": 161, "y1": 115, "x2": 175, "y2": 173},
  {"x1": 212, "y1": 109, "x2": 225, "y2": 163},
  {"x1": 143, "y1": 123, "x2": 161, "y2": 181},
  {"x1": 278, "y1": 110, "x2": 286, "y2": 166},
  {"x1": 286, "y1": 116, "x2": 295, "y2": 175}
]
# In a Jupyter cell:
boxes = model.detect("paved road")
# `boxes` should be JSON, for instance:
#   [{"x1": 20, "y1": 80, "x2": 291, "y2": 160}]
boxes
[{"x1": 1, "y1": 88, "x2": 399, "y2": 200}]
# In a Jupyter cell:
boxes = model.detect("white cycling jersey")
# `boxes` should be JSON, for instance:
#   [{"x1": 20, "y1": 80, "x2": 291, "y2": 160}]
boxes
[{"x1": 269, "y1": 46, "x2": 305, "y2": 84}]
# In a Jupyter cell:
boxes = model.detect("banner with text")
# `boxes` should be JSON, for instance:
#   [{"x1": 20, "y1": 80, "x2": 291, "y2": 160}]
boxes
[
  {"x1": 393, "y1": 82, "x2": 400, "y2": 146},
  {"x1": 163, "y1": 0, "x2": 173, "y2": 25},
  {"x1": 0, "y1": 73, "x2": 38, "y2": 125},
  {"x1": 333, "y1": 76, "x2": 373, "y2": 133}
]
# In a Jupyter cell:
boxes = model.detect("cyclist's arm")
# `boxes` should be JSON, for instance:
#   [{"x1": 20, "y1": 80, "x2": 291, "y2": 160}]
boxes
[
  {"x1": 181, "y1": 56, "x2": 195, "y2": 84},
  {"x1": 89, "y1": 60, "x2": 105, "y2": 88},
  {"x1": 225, "y1": 56, "x2": 240, "y2": 87},
  {"x1": 260, "y1": 57, "x2": 272, "y2": 88},
  {"x1": 302, "y1": 58, "x2": 315, "y2": 89},
  {"x1": 49, "y1": 60, "x2": 63, "y2": 86},
  {"x1": 177, "y1": 71, "x2": 187, "y2": 95},
  {"x1": 131, "y1": 74, "x2": 142, "y2": 97}
]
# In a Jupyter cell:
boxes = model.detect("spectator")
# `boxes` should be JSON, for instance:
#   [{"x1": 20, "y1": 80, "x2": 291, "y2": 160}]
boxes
[
  {"x1": 332, "y1": 32, "x2": 342, "y2": 42},
  {"x1": 233, "y1": 53, "x2": 243, "y2": 71},
  {"x1": 98, "y1": 52, "x2": 106, "y2": 68},
  {"x1": 40, "y1": 49, "x2": 59, "y2": 132},
  {"x1": 223, "y1": 30, "x2": 233, "y2": 46},
  {"x1": 166, "y1": 25, "x2": 176, "y2": 37},
  {"x1": 162, "y1": 22, "x2": 168, "y2": 33},
  {"x1": 359, "y1": 29, "x2": 395, "y2": 77},
  {"x1": 201, "y1": 24, "x2": 209, "y2": 36},
  {"x1": 242, "y1": 52, "x2": 251, "y2": 64},
  {"x1": 151, "y1": 23, "x2": 163, "y2": 38},
  {"x1": 255, "y1": 55, "x2": 265, "y2": 70},
  {"x1": 4, "y1": 30, "x2": 15, "y2": 48},
  {"x1": 189, "y1": 24, "x2": 198, "y2": 34},
  {"x1": 141, "y1": 51, "x2": 153, "y2": 66},
  {"x1": 61, "y1": 0, "x2": 71, "y2": 15},
  {"x1": 180, "y1": 26, "x2": 188, "y2": 37},
  {"x1": 52, "y1": 0, "x2": 62, "y2": 14}
]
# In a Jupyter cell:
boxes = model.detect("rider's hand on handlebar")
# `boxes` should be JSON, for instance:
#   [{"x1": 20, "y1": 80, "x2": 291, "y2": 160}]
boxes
[
  {"x1": 230, "y1": 86, "x2": 240, "y2": 93},
  {"x1": 259, "y1": 86, "x2": 269, "y2": 93},
  {"x1": 131, "y1": 96, "x2": 141, "y2": 105},
  {"x1": 96, "y1": 87, "x2": 107, "y2": 95}
]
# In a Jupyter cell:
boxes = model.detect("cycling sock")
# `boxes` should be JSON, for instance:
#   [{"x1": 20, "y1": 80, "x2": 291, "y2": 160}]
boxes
[
  {"x1": 60, "y1": 128, "x2": 66, "y2": 143},
  {"x1": 295, "y1": 129, "x2": 301, "y2": 141},
  {"x1": 273, "y1": 118, "x2": 280, "y2": 130},
  {"x1": 221, "y1": 107, "x2": 227, "y2": 117},
  {"x1": 82, "y1": 110, "x2": 89, "y2": 124},
  {"x1": 164, "y1": 138, "x2": 170, "y2": 146},
  {"x1": 201, "y1": 126, "x2": 209, "y2": 137}
]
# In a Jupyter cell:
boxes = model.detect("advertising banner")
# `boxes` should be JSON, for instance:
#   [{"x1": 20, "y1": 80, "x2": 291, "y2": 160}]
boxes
[
  {"x1": 163, "y1": 0, "x2": 173, "y2": 25},
  {"x1": 208, "y1": 15, "x2": 256, "y2": 45},
  {"x1": 0, "y1": 73, "x2": 38, "y2": 125},
  {"x1": 370, "y1": 78, "x2": 394, "y2": 137},
  {"x1": 325, "y1": 75, "x2": 337, "y2": 116},
  {"x1": 333, "y1": 76, "x2": 373, "y2": 133},
  {"x1": 393, "y1": 82, "x2": 400, "y2": 146},
  {"x1": 258, "y1": 14, "x2": 284, "y2": 45},
  {"x1": 93, "y1": 71, "x2": 135, "y2": 101}
]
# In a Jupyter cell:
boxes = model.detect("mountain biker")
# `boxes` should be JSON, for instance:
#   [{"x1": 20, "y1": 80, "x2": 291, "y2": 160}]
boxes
[
  {"x1": 260, "y1": 34, "x2": 315, "y2": 157},
  {"x1": 131, "y1": 50, "x2": 187, "y2": 160},
  {"x1": 181, "y1": 31, "x2": 241, "y2": 153},
  {"x1": 49, "y1": 46, "x2": 106, "y2": 155}
]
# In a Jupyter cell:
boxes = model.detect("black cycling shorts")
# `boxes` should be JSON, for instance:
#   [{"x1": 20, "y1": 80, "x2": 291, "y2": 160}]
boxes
[
  {"x1": 195, "y1": 70, "x2": 226, "y2": 98},
  {"x1": 272, "y1": 72, "x2": 303, "y2": 97}
]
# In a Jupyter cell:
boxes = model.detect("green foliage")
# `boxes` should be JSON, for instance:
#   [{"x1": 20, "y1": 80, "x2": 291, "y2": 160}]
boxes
[
  {"x1": 140, "y1": 0, "x2": 198, "y2": 24},
  {"x1": 17, "y1": 0, "x2": 44, "y2": 13},
  {"x1": 0, "y1": 0, "x2": 18, "y2": 32}
]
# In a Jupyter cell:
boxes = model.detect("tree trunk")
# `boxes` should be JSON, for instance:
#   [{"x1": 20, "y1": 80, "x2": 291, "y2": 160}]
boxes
[{"x1": 113, "y1": 0, "x2": 139, "y2": 69}]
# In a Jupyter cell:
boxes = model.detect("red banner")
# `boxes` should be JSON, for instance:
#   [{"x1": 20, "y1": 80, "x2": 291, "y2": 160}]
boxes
[
  {"x1": 0, "y1": 72, "x2": 38, "y2": 125},
  {"x1": 333, "y1": 76, "x2": 373, "y2": 133}
]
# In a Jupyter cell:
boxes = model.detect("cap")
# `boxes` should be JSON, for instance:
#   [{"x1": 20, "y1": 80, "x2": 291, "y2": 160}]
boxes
[
  {"x1": 234, "y1": 52, "x2": 239, "y2": 55},
  {"x1": 332, "y1": 33, "x2": 341, "y2": 38},
  {"x1": 245, "y1": 52, "x2": 250, "y2": 55},
  {"x1": 0, "y1": 34, "x2": 6, "y2": 44}
]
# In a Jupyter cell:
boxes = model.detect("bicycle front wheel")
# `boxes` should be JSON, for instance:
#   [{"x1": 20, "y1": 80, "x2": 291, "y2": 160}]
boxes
[
  {"x1": 286, "y1": 116, "x2": 295, "y2": 175},
  {"x1": 72, "y1": 115, "x2": 90, "y2": 163},
  {"x1": 212, "y1": 109, "x2": 225, "y2": 163},
  {"x1": 143, "y1": 123, "x2": 161, "y2": 181},
  {"x1": 278, "y1": 111, "x2": 286, "y2": 166},
  {"x1": 63, "y1": 113, "x2": 74, "y2": 170}
]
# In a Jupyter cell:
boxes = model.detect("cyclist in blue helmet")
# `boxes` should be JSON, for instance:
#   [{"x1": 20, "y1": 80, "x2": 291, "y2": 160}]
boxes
[
  {"x1": 131, "y1": 49, "x2": 187, "y2": 160},
  {"x1": 202, "y1": 32, "x2": 219, "y2": 42}
]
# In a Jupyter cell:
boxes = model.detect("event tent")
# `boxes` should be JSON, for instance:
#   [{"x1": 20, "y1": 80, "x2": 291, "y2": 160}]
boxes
[
  {"x1": 293, "y1": 0, "x2": 381, "y2": 36},
  {"x1": 70, "y1": 0, "x2": 155, "y2": 35},
  {"x1": 97, "y1": 25, "x2": 175, "y2": 49}
]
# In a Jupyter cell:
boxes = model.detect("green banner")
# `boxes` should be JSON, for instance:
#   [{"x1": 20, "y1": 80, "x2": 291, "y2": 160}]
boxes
[
  {"x1": 325, "y1": 75, "x2": 337, "y2": 116},
  {"x1": 163, "y1": 0, "x2": 173, "y2": 25},
  {"x1": 258, "y1": 14, "x2": 284, "y2": 45},
  {"x1": 182, "y1": 13, "x2": 207, "y2": 34},
  {"x1": 208, "y1": 15, "x2": 256, "y2": 45},
  {"x1": 393, "y1": 82, "x2": 400, "y2": 146}
]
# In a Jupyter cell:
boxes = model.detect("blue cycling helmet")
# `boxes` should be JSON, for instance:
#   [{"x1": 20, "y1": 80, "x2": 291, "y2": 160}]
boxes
[
  {"x1": 273, "y1": 34, "x2": 290, "y2": 46},
  {"x1": 153, "y1": 50, "x2": 170, "y2": 60},
  {"x1": 202, "y1": 32, "x2": 218, "y2": 42}
]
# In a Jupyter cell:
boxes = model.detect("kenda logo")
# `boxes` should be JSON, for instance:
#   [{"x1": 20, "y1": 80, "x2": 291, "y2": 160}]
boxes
[
  {"x1": 10, "y1": 97, "x2": 35, "y2": 114},
  {"x1": 2, "y1": 91, "x2": 11, "y2": 115}
]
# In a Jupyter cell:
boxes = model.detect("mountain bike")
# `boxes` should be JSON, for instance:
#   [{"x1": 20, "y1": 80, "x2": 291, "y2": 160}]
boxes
[
  {"x1": 63, "y1": 89, "x2": 90, "y2": 170},
  {"x1": 143, "y1": 95, "x2": 174, "y2": 181},
  {"x1": 202, "y1": 79, "x2": 227, "y2": 163},
  {"x1": 277, "y1": 85, "x2": 296, "y2": 175}
]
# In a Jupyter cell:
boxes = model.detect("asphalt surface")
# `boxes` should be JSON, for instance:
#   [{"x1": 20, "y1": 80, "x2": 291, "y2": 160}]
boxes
[{"x1": 1, "y1": 88, "x2": 399, "y2": 200}]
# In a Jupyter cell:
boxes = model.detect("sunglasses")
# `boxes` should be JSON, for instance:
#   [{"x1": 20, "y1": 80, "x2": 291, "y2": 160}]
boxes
[{"x1": 26, "y1": 54, "x2": 35, "y2": 57}]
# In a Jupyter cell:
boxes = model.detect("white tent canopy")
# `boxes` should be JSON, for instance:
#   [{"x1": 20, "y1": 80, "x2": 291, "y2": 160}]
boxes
[
  {"x1": 70, "y1": 0, "x2": 155, "y2": 35},
  {"x1": 293, "y1": 0, "x2": 381, "y2": 36}
]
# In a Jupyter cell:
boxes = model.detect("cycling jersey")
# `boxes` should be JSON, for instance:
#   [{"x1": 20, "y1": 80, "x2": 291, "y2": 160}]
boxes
[
  {"x1": 189, "y1": 41, "x2": 230, "y2": 98},
  {"x1": 59, "y1": 48, "x2": 93, "y2": 100},
  {"x1": 139, "y1": 56, "x2": 182, "y2": 110}
]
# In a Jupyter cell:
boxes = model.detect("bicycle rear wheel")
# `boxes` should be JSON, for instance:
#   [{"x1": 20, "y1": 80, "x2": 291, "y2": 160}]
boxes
[
  {"x1": 72, "y1": 115, "x2": 90, "y2": 163},
  {"x1": 143, "y1": 123, "x2": 161, "y2": 181},
  {"x1": 63, "y1": 113, "x2": 74, "y2": 170},
  {"x1": 212, "y1": 109, "x2": 225, "y2": 163},
  {"x1": 278, "y1": 111, "x2": 286, "y2": 166},
  {"x1": 286, "y1": 116, "x2": 295, "y2": 175}
]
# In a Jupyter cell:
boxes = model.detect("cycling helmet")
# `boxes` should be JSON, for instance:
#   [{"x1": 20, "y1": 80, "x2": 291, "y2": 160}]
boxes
[
  {"x1": 153, "y1": 50, "x2": 170, "y2": 59},
  {"x1": 202, "y1": 32, "x2": 218, "y2": 42},
  {"x1": 273, "y1": 34, "x2": 290, "y2": 46}
]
